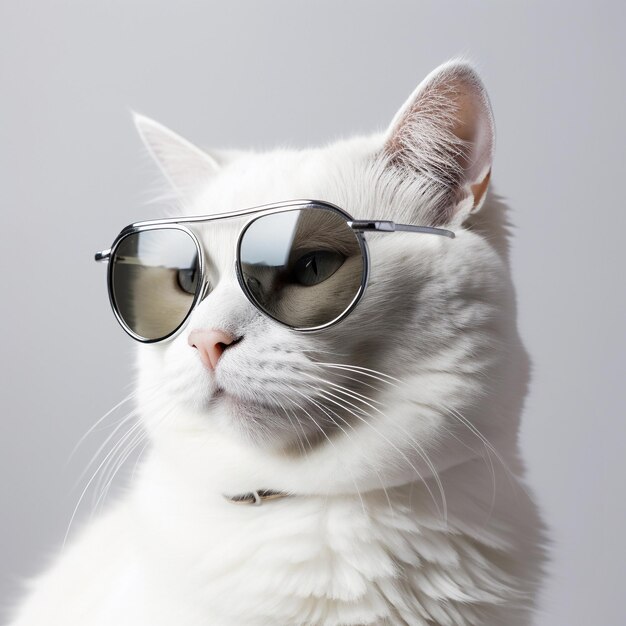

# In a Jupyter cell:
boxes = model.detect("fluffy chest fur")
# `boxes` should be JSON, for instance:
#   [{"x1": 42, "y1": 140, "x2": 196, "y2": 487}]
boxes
[
  {"x1": 114, "y1": 453, "x2": 537, "y2": 626},
  {"x1": 12, "y1": 453, "x2": 541, "y2": 626}
]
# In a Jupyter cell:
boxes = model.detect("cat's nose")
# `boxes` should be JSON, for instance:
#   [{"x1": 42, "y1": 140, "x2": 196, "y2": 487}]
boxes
[{"x1": 188, "y1": 329, "x2": 239, "y2": 371}]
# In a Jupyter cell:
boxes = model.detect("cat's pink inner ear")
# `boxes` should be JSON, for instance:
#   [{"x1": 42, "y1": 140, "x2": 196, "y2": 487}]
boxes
[
  {"x1": 384, "y1": 61, "x2": 495, "y2": 222},
  {"x1": 471, "y1": 169, "x2": 491, "y2": 209}
]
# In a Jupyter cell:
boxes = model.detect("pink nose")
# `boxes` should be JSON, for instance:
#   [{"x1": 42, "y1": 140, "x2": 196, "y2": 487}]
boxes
[{"x1": 188, "y1": 329, "x2": 238, "y2": 370}]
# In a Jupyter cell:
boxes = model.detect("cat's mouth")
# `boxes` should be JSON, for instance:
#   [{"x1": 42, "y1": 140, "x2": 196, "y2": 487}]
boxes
[
  {"x1": 207, "y1": 386, "x2": 234, "y2": 407},
  {"x1": 208, "y1": 385, "x2": 274, "y2": 411},
  {"x1": 212, "y1": 386, "x2": 226, "y2": 399}
]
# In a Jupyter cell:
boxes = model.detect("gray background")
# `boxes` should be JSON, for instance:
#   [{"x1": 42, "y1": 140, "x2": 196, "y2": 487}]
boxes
[{"x1": 1, "y1": 1, "x2": 624, "y2": 623}]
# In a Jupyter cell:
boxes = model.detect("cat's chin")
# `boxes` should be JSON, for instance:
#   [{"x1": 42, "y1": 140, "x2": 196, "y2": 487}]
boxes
[
  {"x1": 185, "y1": 386, "x2": 309, "y2": 448},
  {"x1": 198, "y1": 387, "x2": 282, "y2": 425}
]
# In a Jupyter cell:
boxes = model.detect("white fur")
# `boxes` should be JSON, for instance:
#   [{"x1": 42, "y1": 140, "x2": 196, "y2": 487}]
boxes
[{"x1": 8, "y1": 61, "x2": 545, "y2": 625}]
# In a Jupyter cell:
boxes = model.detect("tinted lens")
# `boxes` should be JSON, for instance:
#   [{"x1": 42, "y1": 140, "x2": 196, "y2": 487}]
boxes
[
  {"x1": 111, "y1": 228, "x2": 200, "y2": 341},
  {"x1": 238, "y1": 207, "x2": 365, "y2": 328}
]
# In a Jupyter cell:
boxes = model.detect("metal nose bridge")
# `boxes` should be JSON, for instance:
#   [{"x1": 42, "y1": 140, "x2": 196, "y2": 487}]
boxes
[
  {"x1": 194, "y1": 258, "x2": 253, "y2": 317},
  {"x1": 192, "y1": 216, "x2": 248, "y2": 306},
  {"x1": 195, "y1": 256, "x2": 245, "y2": 304}
]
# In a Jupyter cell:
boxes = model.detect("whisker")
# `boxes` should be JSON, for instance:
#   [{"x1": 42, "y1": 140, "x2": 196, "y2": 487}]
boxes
[
  {"x1": 309, "y1": 368, "x2": 383, "y2": 393},
  {"x1": 312, "y1": 362, "x2": 402, "y2": 386},
  {"x1": 274, "y1": 389, "x2": 312, "y2": 455},
  {"x1": 300, "y1": 371, "x2": 385, "y2": 407},
  {"x1": 94, "y1": 426, "x2": 146, "y2": 512},
  {"x1": 303, "y1": 383, "x2": 446, "y2": 522},
  {"x1": 90, "y1": 419, "x2": 143, "y2": 500},
  {"x1": 311, "y1": 381, "x2": 448, "y2": 519},
  {"x1": 130, "y1": 430, "x2": 152, "y2": 480},
  {"x1": 73, "y1": 410, "x2": 139, "y2": 490},
  {"x1": 286, "y1": 385, "x2": 367, "y2": 517},
  {"x1": 68, "y1": 391, "x2": 136, "y2": 462},
  {"x1": 64, "y1": 418, "x2": 141, "y2": 547},
  {"x1": 308, "y1": 395, "x2": 395, "y2": 519},
  {"x1": 298, "y1": 348, "x2": 350, "y2": 357},
  {"x1": 442, "y1": 404, "x2": 507, "y2": 473},
  {"x1": 440, "y1": 402, "x2": 528, "y2": 501}
]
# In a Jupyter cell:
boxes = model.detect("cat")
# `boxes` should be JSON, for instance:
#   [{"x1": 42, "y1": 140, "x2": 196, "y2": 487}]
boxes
[{"x1": 8, "y1": 59, "x2": 546, "y2": 626}]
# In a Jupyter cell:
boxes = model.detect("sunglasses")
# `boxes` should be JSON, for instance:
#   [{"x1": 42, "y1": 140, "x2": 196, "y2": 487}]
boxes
[{"x1": 95, "y1": 200, "x2": 454, "y2": 343}]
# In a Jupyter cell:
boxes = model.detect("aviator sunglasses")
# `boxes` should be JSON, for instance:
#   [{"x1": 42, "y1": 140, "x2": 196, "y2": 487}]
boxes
[{"x1": 95, "y1": 200, "x2": 455, "y2": 342}]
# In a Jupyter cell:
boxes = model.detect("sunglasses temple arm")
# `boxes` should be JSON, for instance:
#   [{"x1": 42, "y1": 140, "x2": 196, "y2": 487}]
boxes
[
  {"x1": 347, "y1": 220, "x2": 455, "y2": 239},
  {"x1": 95, "y1": 249, "x2": 111, "y2": 262}
]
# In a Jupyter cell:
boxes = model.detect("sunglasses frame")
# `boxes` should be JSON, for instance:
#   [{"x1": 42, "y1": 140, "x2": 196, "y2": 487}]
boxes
[{"x1": 95, "y1": 199, "x2": 455, "y2": 343}]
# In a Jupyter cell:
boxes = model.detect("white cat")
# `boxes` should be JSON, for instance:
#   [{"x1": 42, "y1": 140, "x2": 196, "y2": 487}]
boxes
[{"x1": 8, "y1": 60, "x2": 546, "y2": 625}]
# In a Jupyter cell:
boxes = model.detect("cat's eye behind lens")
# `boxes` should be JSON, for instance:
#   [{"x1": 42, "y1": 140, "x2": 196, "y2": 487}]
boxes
[
  {"x1": 110, "y1": 228, "x2": 201, "y2": 341},
  {"x1": 237, "y1": 207, "x2": 366, "y2": 329}
]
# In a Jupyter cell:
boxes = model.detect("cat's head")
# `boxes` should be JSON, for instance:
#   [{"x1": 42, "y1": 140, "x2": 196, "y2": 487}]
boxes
[{"x1": 131, "y1": 60, "x2": 524, "y2": 498}]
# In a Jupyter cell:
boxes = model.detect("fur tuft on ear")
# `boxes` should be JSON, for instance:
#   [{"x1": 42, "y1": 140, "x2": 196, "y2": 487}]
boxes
[
  {"x1": 133, "y1": 113, "x2": 220, "y2": 199},
  {"x1": 383, "y1": 60, "x2": 495, "y2": 226}
]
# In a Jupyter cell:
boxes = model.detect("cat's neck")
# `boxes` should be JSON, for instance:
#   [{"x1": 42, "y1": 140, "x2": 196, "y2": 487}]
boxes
[
  {"x1": 132, "y1": 441, "x2": 527, "y2": 551},
  {"x1": 127, "y1": 448, "x2": 537, "y2": 625}
]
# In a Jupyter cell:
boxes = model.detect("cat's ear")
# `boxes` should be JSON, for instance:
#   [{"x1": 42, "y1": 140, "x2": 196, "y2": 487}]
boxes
[
  {"x1": 133, "y1": 113, "x2": 220, "y2": 198},
  {"x1": 383, "y1": 60, "x2": 495, "y2": 225}
]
